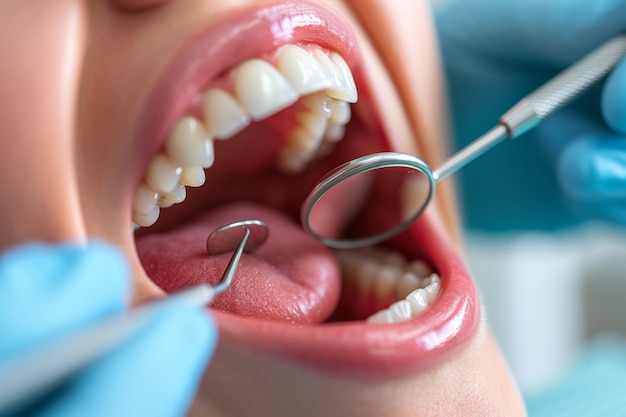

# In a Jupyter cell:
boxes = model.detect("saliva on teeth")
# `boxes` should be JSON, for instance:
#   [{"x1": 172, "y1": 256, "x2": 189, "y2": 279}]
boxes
[
  {"x1": 336, "y1": 247, "x2": 441, "y2": 324},
  {"x1": 132, "y1": 43, "x2": 357, "y2": 228}
]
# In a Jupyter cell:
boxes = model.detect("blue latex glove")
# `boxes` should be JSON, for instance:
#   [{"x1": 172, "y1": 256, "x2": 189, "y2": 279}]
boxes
[
  {"x1": 435, "y1": 0, "x2": 626, "y2": 231},
  {"x1": 0, "y1": 242, "x2": 217, "y2": 417}
]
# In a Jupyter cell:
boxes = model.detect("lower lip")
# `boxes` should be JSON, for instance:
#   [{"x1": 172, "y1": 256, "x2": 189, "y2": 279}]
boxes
[{"x1": 212, "y1": 214, "x2": 480, "y2": 377}]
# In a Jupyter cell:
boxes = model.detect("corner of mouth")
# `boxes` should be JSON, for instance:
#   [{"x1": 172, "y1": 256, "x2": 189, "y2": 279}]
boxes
[{"x1": 130, "y1": 0, "x2": 480, "y2": 378}]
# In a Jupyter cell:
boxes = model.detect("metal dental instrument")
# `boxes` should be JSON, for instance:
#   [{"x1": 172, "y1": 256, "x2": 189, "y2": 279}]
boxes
[
  {"x1": 0, "y1": 219, "x2": 268, "y2": 414},
  {"x1": 302, "y1": 35, "x2": 626, "y2": 249}
]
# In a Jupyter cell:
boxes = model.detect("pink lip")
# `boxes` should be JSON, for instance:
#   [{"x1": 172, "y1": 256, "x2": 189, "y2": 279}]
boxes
[
  {"x1": 213, "y1": 215, "x2": 479, "y2": 377},
  {"x1": 133, "y1": 0, "x2": 480, "y2": 377}
]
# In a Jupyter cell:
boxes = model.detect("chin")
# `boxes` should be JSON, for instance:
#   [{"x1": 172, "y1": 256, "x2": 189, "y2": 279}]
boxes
[{"x1": 70, "y1": 0, "x2": 527, "y2": 415}]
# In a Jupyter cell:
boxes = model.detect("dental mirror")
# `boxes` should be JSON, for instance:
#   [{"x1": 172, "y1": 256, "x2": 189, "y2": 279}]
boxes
[{"x1": 301, "y1": 35, "x2": 626, "y2": 249}]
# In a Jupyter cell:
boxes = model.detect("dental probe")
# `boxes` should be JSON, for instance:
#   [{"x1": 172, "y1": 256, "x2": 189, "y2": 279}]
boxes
[{"x1": 0, "y1": 220, "x2": 268, "y2": 414}]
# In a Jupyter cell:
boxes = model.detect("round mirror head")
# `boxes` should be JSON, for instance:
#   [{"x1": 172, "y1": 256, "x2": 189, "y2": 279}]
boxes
[{"x1": 301, "y1": 152, "x2": 435, "y2": 249}]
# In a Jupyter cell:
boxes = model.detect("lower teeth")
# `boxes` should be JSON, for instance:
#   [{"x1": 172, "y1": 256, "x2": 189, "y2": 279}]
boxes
[{"x1": 335, "y1": 247, "x2": 441, "y2": 324}]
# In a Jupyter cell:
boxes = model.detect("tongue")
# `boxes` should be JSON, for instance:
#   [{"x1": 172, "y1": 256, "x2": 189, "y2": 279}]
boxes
[{"x1": 136, "y1": 203, "x2": 341, "y2": 324}]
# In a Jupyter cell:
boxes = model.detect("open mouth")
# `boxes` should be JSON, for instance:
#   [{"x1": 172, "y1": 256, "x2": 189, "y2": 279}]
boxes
[{"x1": 130, "y1": 1, "x2": 479, "y2": 377}]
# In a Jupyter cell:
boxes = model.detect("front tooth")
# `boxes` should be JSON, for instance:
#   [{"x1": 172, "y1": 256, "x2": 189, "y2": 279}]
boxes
[
  {"x1": 277, "y1": 45, "x2": 332, "y2": 95},
  {"x1": 145, "y1": 154, "x2": 182, "y2": 194},
  {"x1": 180, "y1": 166, "x2": 205, "y2": 187},
  {"x1": 133, "y1": 183, "x2": 159, "y2": 215},
  {"x1": 133, "y1": 205, "x2": 160, "y2": 228},
  {"x1": 233, "y1": 59, "x2": 299, "y2": 120},
  {"x1": 313, "y1": 50, "x2": 358, "y2": 103},
  {"x1": 406, "y1": 288, "x2": 428, "y2": 316},
  {"x1": 202, "y1": 89, "x2": 251, "y2": 139},
  {"x1": 165, "y1": 116, "x2": 214, "y2": 168},
  {"x1": 330, "y1": 52, "x2": 358, "y2": 103},
  {"x1": 389, "y1": 300, "x2": 412, "y2": 322}
]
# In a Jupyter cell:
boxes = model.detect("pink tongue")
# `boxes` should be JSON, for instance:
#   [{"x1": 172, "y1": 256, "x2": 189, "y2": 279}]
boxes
[{"x1": 136, "y1": 203, "x2": 341, "y2": 324}]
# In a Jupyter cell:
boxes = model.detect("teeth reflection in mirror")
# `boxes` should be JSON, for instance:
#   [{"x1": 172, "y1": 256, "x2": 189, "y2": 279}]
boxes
[
  {"x1": 233, "y1": 59, "x2": 299, "y2": 120},
  {"x1": 179, "y1": 166, "x2": 205, "y2": 188},
  {"x1": 202, "y1": 89, "x2": 251, "y2": 139},
  {"x1": 165, "y1": 116, "x2": 213, "y2": 168},
  {"x1": 145, "y1": 154, "x2": 182, "y2": 194},
  {"x1": 277, "y1": 45, "x2": 333, "y2": 95},
  {"x1": 402, "y1": 173, "x2": 432, "y2": 222}
]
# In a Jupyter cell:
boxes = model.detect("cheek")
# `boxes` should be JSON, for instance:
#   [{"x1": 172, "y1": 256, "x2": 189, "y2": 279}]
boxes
[{"x1": 0, "y1": 1, "x2": 87, "y2": 248}]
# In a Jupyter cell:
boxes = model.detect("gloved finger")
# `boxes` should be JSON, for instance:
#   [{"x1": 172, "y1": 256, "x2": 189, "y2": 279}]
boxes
[
  {"x1": 532, "y1": 105, "x2": 612, "y2": 159},
  {"x1": 565, "y1": 197, "x2": 626, "y2": 226},
  {"x1": 0, "y1": 242, "x2": 129, "y2": 357},
  {"x1": 557, "y1": 135, "x2": 626, "y2": 201},
  {"x1": 38, "y1": 304, "x2": 217, "y2": 417},
  {"x1": 602, "y1": 57, "x2": 626, "y2": 134},
  {"x1": 437, "y1": 0, "x2": 626, "y2": 65}
]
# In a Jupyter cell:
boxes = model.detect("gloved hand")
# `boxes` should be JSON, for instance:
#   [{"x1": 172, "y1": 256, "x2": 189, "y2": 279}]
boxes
[
  {"x1": 0, "y1": 242, "x2": 217, "y2": 417},
  {"x1": 435, "y1": 0, "x2": 626, "y2": 231}
]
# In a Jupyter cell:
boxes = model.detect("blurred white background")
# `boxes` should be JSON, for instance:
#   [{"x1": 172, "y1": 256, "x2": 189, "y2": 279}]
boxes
[{"x1": 466, "y1": 225, "x2": 626, "y2": 394}]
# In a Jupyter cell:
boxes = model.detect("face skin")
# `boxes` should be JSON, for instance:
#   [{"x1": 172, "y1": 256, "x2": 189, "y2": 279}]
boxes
[{"x1": 1, "y1": 0, "x2": 526, "y2": 416}]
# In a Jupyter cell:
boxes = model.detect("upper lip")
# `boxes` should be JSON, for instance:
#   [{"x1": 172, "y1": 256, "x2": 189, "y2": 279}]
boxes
[{"x1": 132, "y1": 0, "x2": 480, "y2": 377}]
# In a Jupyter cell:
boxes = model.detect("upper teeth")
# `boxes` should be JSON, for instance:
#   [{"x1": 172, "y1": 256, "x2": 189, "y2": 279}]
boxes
[{"x1": 132, "y1": 44, "x2": 357, "y2": 227}]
